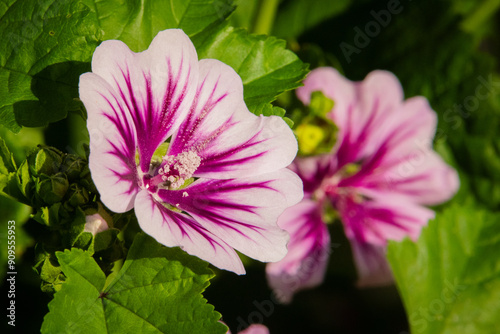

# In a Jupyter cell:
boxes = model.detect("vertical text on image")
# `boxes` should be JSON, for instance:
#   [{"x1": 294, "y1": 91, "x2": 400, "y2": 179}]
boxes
[{"x1": 6, "y1": 220, "x2": 16, "y2": 327}]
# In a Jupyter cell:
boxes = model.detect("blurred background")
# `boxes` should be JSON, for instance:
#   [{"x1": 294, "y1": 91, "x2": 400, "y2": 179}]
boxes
[{"x1": 2, "y1": 0, "x2": 500, "y2": 333}]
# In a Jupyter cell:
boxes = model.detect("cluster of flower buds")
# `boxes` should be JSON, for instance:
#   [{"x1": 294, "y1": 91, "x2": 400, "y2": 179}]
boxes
[{"x1": 4, "y1": 145, "x2": 124, "y2": 293}]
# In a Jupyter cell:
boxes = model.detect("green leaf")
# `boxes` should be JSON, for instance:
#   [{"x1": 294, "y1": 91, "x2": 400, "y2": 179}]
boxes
[
  {"x1": 0, "y1": 124, "x2": 44, "y2": 163},
  {"x1": 273, "y1": 0, "x2": 352, "y2": 39},
  {"x1": 42, "y1": 233, "x2": 226, "y2": 334},
  {"x1": 1, "y1": 0, "x2": 303, "y2": 131},
  {"x1": 0, "y1": 0, "x2": 235, "y2": 132},
  {"x1": 387, "y1": 203, "x2": 500, "y2": 334},
  {"x1": 0, "y1": 137, "x2": 16, "y2": 174},
  {"x1": 85, "y1": 0, "x2": 236, "y2": 52},
  {"x1": 196, "y1": 25, "x2": 309, "y2": 115},
  {"x1": 229, "y1": 0, "x2": 259, "y2": 30},
  {"x1": 0, "y1": 0, "x2": 102, "y2": 132}
]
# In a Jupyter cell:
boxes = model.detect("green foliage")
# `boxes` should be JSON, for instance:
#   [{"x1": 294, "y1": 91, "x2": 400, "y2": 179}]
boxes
[
  {"x1": 273, "y1": 0, "x2": 352, "y2": 39},
  {"x1": 1, "y1": 143, "x2": 122, "y2": 292},
  {"x1": 0, "y1": 0, "x2": 305, "y2": 134},
  {"x1": 0, "y1": 0, "x2": 101, "y2": 132},
  {"x1": 0, "y1": 0, "x2": 234, "y2": 132},
  {"x1": 196, "y1": 25, "x2": 309, "y2": 116},
  {"x1": 42, "y1": 233, "x2": 227, "y2": 334},
  {"x1": 83, "y1": 0, "x2": 236, "y2": 52},
  {"x1": 0, "y1": 126, "x2": 41, "y2": 280},
  {"x1": 387, "y1": 203, "x2": 500, "y2": 334},
  {"x1": 229, "y1": 0, "x2": 259, "y2": 30}
]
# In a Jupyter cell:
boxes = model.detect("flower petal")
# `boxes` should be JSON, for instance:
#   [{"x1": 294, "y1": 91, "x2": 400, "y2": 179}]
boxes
[
  {"x1": 157, "y1": 169, "x2": 303, "y2": 264},
  {"x1": 134, "y1": 190, "x2": 245, "y2": 274},
  {"x1": 351, "y1": 150, "x2": 460, "y2": 206},
  {"x1": 291, "y1": 155, "x2": 333, "y2": 195},
  {"x1": 332, "y1": 70, "x2": 407, "y2": 167},
  {"x1": 168, "y1": 59, "x2": 298, "y2": 178},
  {"x1": 90, "y1": 29, "x2": 199, "y2": 173},
  {"x1": 349, "y1": 239, "x2": 393, "y2": 288},
  {"x1": 238, "y1": 324, "x2": 270, "y2": 334},
  {"x1": 80, "y1": 73, "x2": 139, "y2": 212},
  {"x1": 337, "y1": 193, "x2": 435, "y2": 245},
  {"x1": 296, "y1": 67, "x2": 357, "y2": 122},
  {"x1": 266, "y1": 200, "x2": 330, "y2": 303}
]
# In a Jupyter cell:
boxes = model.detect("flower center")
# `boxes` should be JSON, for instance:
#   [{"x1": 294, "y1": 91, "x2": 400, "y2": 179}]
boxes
[
  {"x1": 314, "y1": 162, "x2": 364, "y2": 205},
  {"x1": 157, "y1": 151, "x2": 201, "y2": 189},
  {"x1": 141, "y1": 150, "x2": 201, "y2": 192}
]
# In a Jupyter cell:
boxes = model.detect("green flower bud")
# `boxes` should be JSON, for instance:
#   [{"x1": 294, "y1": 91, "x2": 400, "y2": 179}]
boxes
[
  {"x1": 309, "y1": 91, "x2": 334, "y2": 117},
  {"x1": 296, "y1": 123, "x2": 326, "y2": 155},
  {"x1": 28, "y1": 146, "x2": 63, "y2": 177},
  {"x1": 66, "y1": 183, "x2": 90, "y2": 207},
  {"x1": 62, "y1": 154, "x2": 86, "y2": 181},
  {"x1": 295, "y1": 117, "x2": 337, "y2": 156},
  {"x1": 79, "y1": 164, "x2": 98, "y2": 195},
  {"x1": 36, "y1": 172, "x2": 69, "y2": 205}
]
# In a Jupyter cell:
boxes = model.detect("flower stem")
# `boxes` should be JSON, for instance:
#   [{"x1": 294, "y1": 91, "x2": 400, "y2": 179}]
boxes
[{"x1": 252, "y1": 0, "x2": 280, "y2": 35}]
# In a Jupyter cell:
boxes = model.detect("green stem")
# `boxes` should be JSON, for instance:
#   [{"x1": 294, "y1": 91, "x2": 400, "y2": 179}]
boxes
[{"x1": 252, "y1": 0, "x2": 280, "y2": 35}]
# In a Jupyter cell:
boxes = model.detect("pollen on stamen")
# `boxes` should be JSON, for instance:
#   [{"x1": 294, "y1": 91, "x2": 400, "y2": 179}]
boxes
[
  {"x1": 182, "y1": 191, "x2": 189, "y2": 197},
  {"x1": 159, "y1": 151, "x2": 201, "y2": 189},
  {"x1": 175, "y1": 151, "x2": 201, "y2": 179}
]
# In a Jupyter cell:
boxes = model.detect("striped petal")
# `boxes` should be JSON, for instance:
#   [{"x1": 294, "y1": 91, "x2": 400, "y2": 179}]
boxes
[
  {"x1": 80, "y1": 73, "x2": 139, "y2": 212},
  {"x1": 168, "y1": 59, "x2": 298, "y2": 179},
  {"x1": 290, "y1": 155, "x2": 333, "y2": 195},
  {"x1": 157, "y1": 169, "x2": 303, "y2": 265},
  {"x1": 350, "y1": 150, "x2": 460, "y2": 206},
  {"x1": 266, "y1": 200, "x2": 330, "y2": 303},
  {"x1": 134, "y1": 190, "x2": 245, "y2": 274},
  {"x1": 349, "y1": 239, "x2": 393, "y2": 287},
  {"x1": 336, "y1": 192, "x2": 435, "y2": 245},
  {"x1": 88, "y1": 29, "x2": 199, "y2": 174}
]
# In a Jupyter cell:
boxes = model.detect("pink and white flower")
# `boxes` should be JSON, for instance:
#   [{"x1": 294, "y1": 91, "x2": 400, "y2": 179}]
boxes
[
  {"x1": 267, "y1": 68, "x2": 459, "y2": 300},
  {"x1": 79, "y1": 29, "x2": 303, "y2": 274}
]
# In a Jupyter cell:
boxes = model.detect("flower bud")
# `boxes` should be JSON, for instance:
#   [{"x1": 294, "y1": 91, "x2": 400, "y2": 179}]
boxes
[
  {"x1": 36, "y1": 172, "x2": 69, "y2": 205},
  {"x1": 295, "y1": 117, "x2": 337, "y2": 156},
  {"x1": 84, "y1": 212, "x2": 109, "y2": 236},
  {"x1": 62, "y1": 154, "x2": 86, "y2": 181},
  {"x1": 66, "y1": 183, "x2": 90, "y2": 207},
  {"x1": 309, "y1": 90, "x2": 334, "y2": 117},
  {"x1": 79, "y1": 165, "x2": 98, "y2": 195},
  {"x1": 28, "y1": 146, "x2": 63, "y2": 177}
]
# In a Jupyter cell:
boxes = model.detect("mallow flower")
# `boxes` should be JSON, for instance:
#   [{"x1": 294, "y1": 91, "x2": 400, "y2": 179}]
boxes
[
  {"x1": 79, "y1": 29, "x2": 303, "y2": 274},
  {"x1": 266, "y1": 68, "x2": 459, "y2": 301}
]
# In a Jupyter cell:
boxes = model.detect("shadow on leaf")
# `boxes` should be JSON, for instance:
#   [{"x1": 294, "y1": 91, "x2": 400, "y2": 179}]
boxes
[{"x1": 14, "y1": 61, "x2": 90, "y2": 127}]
